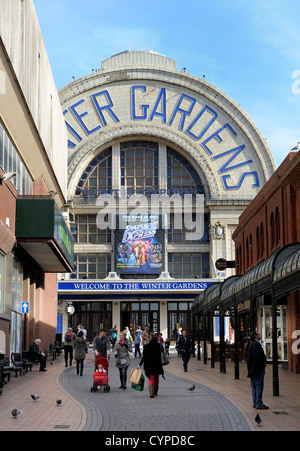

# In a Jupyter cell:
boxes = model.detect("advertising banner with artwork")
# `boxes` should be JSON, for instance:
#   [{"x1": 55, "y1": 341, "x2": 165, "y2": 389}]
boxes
[{"x1": 114, "y1": 214, "x2": 164, "y2": 275}]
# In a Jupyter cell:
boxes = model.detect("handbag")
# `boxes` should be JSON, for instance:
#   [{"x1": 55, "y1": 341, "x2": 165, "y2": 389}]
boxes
[
  {"x1": 120, "y1": 358, "x2": 128, "y2": 365},
  {"x1": 131, "y1": 373, "x2": 145, "y2": 392},
  {"x1": 129, "y1": 367, "x2": 142, "y2": 385}
]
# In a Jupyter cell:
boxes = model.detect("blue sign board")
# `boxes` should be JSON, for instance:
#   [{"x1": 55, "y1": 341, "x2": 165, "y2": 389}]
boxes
[
  {"x1": 21, "y1": 302, "x2": 29, "y2": 314},
  {"x1": 58, "y1": 281, "x2": 214, "y2": 292},
  {"x1": 57, "y1": 315, "x2": 63, "y2": 334}
]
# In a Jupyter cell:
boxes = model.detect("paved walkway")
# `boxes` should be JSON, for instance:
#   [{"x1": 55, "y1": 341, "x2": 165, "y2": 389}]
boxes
[{"x1": 0, "y1": 349, "x2": 299, "y2": 432}]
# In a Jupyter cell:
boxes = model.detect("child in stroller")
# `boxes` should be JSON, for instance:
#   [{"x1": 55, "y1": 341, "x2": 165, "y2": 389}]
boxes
[{"x1": 91, "y1": 355, "x2": 110, "y2": 392}]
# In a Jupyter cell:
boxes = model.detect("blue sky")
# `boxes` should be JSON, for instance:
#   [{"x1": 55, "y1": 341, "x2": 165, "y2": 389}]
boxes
[{"x1": 34, "y1": 0, "x2": 300, "y2": 167}]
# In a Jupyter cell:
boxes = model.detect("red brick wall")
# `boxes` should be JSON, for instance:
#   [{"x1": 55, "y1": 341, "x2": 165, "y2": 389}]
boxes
[{"x1": 233, "y1": 152, "x2": 300, "y2": 273}]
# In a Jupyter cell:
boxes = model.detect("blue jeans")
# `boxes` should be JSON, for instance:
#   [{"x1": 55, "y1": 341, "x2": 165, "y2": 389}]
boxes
[{"x1": 251, "y1": 369, "x2": 265, "y2": 407}]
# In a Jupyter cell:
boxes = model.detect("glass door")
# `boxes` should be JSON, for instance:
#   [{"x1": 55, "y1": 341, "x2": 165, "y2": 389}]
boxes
[{"x1": 259, "y1": 305, "x2": 288, "y2": 361}]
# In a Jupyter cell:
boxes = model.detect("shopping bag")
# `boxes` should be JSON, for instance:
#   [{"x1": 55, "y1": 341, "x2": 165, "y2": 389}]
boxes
[
  {"x1": 131, "y1": 373, "x2": 145, "y2": 391},
  {"x1": 129, "y1": 367, "x2": 142, "y2": 385}
]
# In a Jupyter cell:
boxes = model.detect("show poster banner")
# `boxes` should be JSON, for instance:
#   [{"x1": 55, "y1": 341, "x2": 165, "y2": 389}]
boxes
[{"x1": 114, "y1": 213, "x2": 164, "y2": 275}]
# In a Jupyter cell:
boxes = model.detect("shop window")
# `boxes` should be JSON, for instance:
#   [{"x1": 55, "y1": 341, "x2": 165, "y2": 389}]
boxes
[
  {"x1": 0, "y1": 122, "x2": 33, "y2": 194},
  {"x1": 259, "y1": 305, "x2": 288, "y2": 361}
]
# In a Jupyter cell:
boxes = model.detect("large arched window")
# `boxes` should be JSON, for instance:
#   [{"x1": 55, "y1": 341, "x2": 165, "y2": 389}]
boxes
[
  {"x1": 120, "y1": 141, "x2": 158, "y2": 194},
  {"x1": 167, "y1": 147, "x2": 203, "y2": 195},
  {"x1": 75, "y1": 148, "x2": 112, "y2": 197}
]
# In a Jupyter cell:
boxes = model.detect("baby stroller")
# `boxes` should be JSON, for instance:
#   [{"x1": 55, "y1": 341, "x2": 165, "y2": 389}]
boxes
[{"x1": 91, "y1": 355, "x2": 110, "y2": 393}]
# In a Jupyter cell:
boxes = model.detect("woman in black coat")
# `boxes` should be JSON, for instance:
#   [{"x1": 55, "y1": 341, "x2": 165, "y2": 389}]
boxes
[{"x1": 138, "y1": 333, "x2": 164, "y2": 398}]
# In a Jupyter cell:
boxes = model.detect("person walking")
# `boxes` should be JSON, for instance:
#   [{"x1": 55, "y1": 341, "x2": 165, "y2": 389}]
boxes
[
  {"x1": 63, "y1": 327, "x2": 76, "y2": 367},
  {"x1": 134, "y1": 331, "x2": 142, "y2": 357},
  {"x1": 177, "y1": 331, "x2": 193, "y2": 372},
  {"x1": 73, "y1": 331, "x2": 87, "y2": 376},
  {"x1": 77, "y1": 323, "x2": 87, "y2": 339},
  {"x1": 93, "y1": 329, "x2": 110, "y2": 360},
  {"x1": 138, "y1": 332, "x2": 164, "y2": 398},
  {"x1": 115, "y1": 332, "x2": 131, "y2": 390},
  {"x1": 246, "y1": 331, "x2": 268, "y2": 410},
  {"x1": 141, "y1": 326, "x2": 149, "y2": 348},
  {"x1": 110, "y1": 325, "x2": 118, "y2": 351}
]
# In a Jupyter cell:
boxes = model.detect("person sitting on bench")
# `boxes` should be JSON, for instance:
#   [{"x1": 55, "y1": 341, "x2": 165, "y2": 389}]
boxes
[{"x1": 29, "y1": 339, "x2": 47, "y2": 372}]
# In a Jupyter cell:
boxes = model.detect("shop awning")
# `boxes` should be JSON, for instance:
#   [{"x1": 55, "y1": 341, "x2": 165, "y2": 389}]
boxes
[{"x1": 16, "y1": 198, "x2": 74, "y2": 272}]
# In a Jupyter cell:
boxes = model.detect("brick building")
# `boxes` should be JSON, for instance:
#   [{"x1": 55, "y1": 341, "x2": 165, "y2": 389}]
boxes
[
  {"x1": 193, "y1": 150, "x2": 299, "y2": 390},
  {"x1": 233, "y1": 151, "x2": 300, "y2": 374}
]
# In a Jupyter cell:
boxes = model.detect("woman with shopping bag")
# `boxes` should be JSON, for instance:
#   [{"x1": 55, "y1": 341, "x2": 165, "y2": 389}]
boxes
[
  {"x1": 129, "y1": 367, "x2": 145, "y2": 391},
  {"x1": 138, "y1": 332, "x2": 164, "y2": 398}
]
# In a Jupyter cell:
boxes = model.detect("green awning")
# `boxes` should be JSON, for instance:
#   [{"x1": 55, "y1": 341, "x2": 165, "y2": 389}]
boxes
[{"x1": 16, "y1": 198, "x2": 74, "y2": 272}]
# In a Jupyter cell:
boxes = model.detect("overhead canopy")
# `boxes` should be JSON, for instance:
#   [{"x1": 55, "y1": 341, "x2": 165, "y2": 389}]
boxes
[
  {"x1": 15, "y1": 198, "x2": 74, "y2": 272},
  {"x1": 193, "y1": 243, "x2": 300, "y2": 314}
]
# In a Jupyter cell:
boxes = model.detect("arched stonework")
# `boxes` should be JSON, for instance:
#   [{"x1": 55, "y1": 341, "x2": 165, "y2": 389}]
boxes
[
  {"x1": 67, "y1": 125, "x2": 219, "y2": 199},
  {"x1": 59, "y1": 51, "x2": 276, "y2": 203}
]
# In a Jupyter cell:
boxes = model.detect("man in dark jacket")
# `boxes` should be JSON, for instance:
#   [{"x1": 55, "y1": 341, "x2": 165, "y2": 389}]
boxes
[
  {"x1": 246, "y1": 331, "x2": 268, "y2": 410},
  {"x1": 177, "y1": 331, "x2": 193, "y2": 372},
  {"x1": 93, "y1": 329, "x2": 110, "y2": 360},
  {"x1": 29, "y1": 339, "x2": 47, "y2": 372}
]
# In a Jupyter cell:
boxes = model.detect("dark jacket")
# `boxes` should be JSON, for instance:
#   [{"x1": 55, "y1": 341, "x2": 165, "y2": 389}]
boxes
[
  {"x1": 246, "y1": 339, "x2": 267, "y2": 378},
  {"x1": 93, "y1": 335, "x2": 110, "y2": 357},
  {"x1": 29, "y1": 342, "x2": 42, "y2": 359},
  {"x1": 139, "y1": 340, "x2": 164, "y2": 379},
  {"x1": 177, "y1": 335, "x2": 193, "y2": 353},
  {"x1": 73, "y1": 337, "x2": 87, "y2": 360}
]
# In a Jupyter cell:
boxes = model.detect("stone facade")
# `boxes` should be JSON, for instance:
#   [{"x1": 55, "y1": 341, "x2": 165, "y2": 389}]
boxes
[{"x1": 58, "y1": 50, "x2": 276, "y2": 339}]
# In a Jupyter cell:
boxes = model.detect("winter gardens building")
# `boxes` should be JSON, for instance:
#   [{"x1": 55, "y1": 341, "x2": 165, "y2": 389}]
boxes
[{"x1": 57, "y1": 50, "x2": 276, "y2": 343}]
